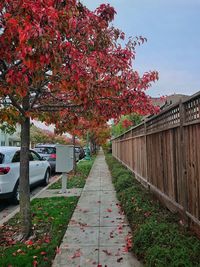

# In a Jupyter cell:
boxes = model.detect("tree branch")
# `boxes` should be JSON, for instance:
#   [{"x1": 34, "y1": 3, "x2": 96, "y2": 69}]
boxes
[
  {"x1": 8, "y1": 95, "x2": 25, "y2": 116},
  {"x1": 34, "y1": 102, "x2": 83, "y2": 111}
]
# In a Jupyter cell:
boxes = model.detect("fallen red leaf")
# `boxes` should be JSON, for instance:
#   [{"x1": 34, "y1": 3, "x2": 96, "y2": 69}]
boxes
[
  {"x1": 82, "y1": 209, "x2": 89, "y2": 213},
  {"x1": 117, "y1": 257, "x2": 123, "y2": 262},
  {"x1": 44, "y1": 237, "x2": 50, "y2": 243},
  {"x1": 71, "y1": 249, "x2": 82, "y2": 258},
  {"x1": 56, "y1": 246, "x2": 61, "y2": 254},
  {"x1": 110, "y1": 231, "x2": 114, "y2": 238},
  {"x1": 107, "y1": 208, "x2": 112, "y2": 212},
  {"x1": 26, "y1": 240, "x2": 33, "y2": 246},
  {"x1": 144, "y1": 211, "x2": 151, "y2": 217},
  {"x1": 102, "y1": 249, "x2": 112, "y2": 256},
  {"x1": 33, "y1": 260, "x2": 38, "y2": 267}
]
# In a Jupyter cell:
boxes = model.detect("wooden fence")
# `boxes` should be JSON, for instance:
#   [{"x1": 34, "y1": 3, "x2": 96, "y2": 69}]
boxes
[{"x1": 112, "y1": 91, "x2": 200, "y2": 232}]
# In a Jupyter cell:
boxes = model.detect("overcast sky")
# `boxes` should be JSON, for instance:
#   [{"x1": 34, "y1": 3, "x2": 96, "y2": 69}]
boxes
[{"x1": 81, "y1": 0, "x2": 200, "y2": 97}]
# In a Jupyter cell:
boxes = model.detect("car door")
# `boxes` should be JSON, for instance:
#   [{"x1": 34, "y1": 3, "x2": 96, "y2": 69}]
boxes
[
  {"x1": 12, "y1": 150, "x2": 35, "y2": 185},
  {"x1": 29, "y1": 151, "x2": 46, "y2": 183}
]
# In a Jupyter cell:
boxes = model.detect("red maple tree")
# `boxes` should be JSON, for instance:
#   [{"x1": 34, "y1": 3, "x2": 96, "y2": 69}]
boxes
[{"x1": 0, "y1": 0, "x2": 158, "y2": 238}]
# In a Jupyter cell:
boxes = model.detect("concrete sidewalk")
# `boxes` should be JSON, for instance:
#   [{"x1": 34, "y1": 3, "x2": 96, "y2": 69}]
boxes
[{"x1": 52, "y1": 150, "x2": 142, "y2": 267}]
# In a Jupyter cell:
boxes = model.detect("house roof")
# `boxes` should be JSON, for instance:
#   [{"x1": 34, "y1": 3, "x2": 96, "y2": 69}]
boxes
[{"x1": 152, "y1": 94, "x2": 189, "y2": 110}]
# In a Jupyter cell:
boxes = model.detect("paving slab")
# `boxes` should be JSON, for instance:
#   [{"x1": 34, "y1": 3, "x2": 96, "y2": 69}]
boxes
[
  {"x1": 53, "y1": 246, "x2": 99, "y2": 267},
  {"x1": 62, "y1": 226, "x2": 99, "y2": 246},
  {"x1": 99, "y1": 246, "x2": 141, "y2": 267},
  {"x1": 52, "y1": 149, "x2": 143, "y2": 267},
  {"x1": 99, "y1": 225, "x2": 131, "y2": 246},
  {"x1": 69, "y1": 211, "x2": 100, "y2": 227}
]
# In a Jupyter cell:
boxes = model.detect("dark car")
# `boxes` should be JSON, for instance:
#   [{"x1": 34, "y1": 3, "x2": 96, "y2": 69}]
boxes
[
  {"x1": 34, "y1": 144, "x2": 56, "y2": 173},
  {"x1": 75, "y1": 146, "x2": 85, "y2": 160}
]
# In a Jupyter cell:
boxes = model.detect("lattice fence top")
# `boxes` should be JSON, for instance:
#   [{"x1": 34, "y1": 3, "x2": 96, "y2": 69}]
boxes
[
  {"x1": 184, "y1": 94, "x2": 200, "y2": 123},
  {"x1": 146, "y1": 105, "x2": 180, "y2": 133},
  {"x1": 112, "y1": 91, "x2": 200, "y2": 140}
]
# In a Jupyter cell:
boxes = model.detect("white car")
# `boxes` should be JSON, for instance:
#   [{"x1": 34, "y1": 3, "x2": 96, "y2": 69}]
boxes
[{"x1": 0, "y1": 146, "x2": 51, "y2": 204}]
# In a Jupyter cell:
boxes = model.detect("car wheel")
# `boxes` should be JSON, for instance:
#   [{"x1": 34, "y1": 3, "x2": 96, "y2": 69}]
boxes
[
  {"x1": 43, "y1": 169, "x2": 50, "y2": 186},
  {"x1": 12, "y1": 182, "x2": 20, "y2": 205}
]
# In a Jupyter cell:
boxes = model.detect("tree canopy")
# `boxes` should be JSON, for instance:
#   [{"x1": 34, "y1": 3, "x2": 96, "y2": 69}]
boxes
[
  {"x1": 0, "y1": 0, "x2": 159, "y2": 238},
  {"x1": 0, "y1": 0, "x2": 158, "y2": 127}
]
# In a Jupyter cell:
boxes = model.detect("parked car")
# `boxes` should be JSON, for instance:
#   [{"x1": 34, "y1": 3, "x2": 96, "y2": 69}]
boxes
[
  {"x1": 34, "y1": 144, "x2": 56, "y2": 172},
  {"x1": 0, "y1": 146, "x2": 51, "y2": 204},
  {"x1": 75, "y1": 146, "x2": 85, "y2": 160}
]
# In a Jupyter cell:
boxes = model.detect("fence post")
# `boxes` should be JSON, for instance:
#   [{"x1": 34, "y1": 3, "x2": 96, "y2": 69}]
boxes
[
  {"x1": 179, "y1": 100, "x2": 188, "y2": 224},
  {"x1": 144, "y1": 120, "x2": 150, "y2": 190}
]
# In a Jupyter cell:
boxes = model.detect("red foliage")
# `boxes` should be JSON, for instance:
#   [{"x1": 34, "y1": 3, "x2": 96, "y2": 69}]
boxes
[
  {"x1": 0, "y1": 0, "x2": 158, "y2": 128},
  {"x1": 122, "y1": 119, "x2": 133, "y2": 129}
]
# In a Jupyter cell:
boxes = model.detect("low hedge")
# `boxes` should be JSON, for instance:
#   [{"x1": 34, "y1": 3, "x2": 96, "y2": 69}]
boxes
[{"x1": 105, "y1": 153, "x2": 200, "y2": 267}]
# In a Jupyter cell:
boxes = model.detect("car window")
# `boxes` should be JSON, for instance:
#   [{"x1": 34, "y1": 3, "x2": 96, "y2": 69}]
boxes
[
  {"x1": 12, "y1": 151, "x2": 20, "y2": 163},
  {"x1": 31, "y1": 151, "x2": 41, "y2": 161},
  {"x1": 0, "y1": 151, "x2": 16, "y2": 163},
  {"x1": 35, "y1": 147, "x2": 55, "y2": 154},
  {"x1": 29, "y1": 152, "x2": 34, "y2": 161},
  {"x1": 0, "y1": 153, "x2": 4, "y2": 164}
]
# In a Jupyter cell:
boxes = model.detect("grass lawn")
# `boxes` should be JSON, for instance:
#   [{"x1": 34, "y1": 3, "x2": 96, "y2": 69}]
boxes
[
  {"x1": 49, "y1": 157, "x2": 95, "y2": 189},
  {"x1": 0, "y1": 156, "x2": 96, "y2": 266},
  {"x1": 105, "y1": 153, "x2": 200, "y2": 267},
  {"x1": 0, "y1": 197, "x2": 78, "y2": 267}
]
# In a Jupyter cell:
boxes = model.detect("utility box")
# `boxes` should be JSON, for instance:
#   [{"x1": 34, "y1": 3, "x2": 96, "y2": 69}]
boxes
[{"x1": 56, "y1": 145, "x2": 74, "y2": 173}]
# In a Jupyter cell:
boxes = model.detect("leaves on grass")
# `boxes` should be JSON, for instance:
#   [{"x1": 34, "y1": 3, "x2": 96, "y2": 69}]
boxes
[{"x1": 0, "y1": 197, "x2": 78, "y2": 266}]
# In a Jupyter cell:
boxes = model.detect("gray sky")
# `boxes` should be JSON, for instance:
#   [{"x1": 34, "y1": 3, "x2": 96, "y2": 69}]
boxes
[{"x1": 81, "y1": 0, "x2": 200, "y2": 97}]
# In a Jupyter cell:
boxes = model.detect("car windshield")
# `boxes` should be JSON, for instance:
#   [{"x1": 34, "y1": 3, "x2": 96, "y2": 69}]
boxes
[{"x1": 35, "y1": 147, "x2": 55, "y2": 154}]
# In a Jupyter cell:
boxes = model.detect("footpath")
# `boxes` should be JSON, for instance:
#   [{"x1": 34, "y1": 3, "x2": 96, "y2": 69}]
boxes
[{"x1": 52, "y1": 150, "x2": 142, "y2": 267}]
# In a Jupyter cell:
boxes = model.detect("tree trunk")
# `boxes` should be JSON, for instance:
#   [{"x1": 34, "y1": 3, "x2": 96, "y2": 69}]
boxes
[{"x1": 19, "y1": 115, "x2": 31, "y2": 239}]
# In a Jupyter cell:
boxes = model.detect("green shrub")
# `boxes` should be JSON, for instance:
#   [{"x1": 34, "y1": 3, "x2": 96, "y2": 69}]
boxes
[
  {"x1": 105, "y1": 153, "x2": 200, "y2": 267},
  {"x1": 114, "y1": 173, "x2": 134, "y2": 192},
  {"x1": 111, "y1": 167, "x2": 130, "y2": 182}
]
